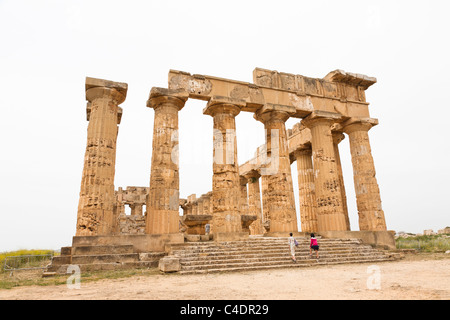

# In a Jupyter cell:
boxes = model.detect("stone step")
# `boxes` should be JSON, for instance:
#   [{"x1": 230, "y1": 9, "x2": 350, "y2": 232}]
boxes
[
  {"x1": 179, "y1": 252, "x2": 388, "y2": 268},
  {"x1": 60, "y1": 247, "x2": 72, "y2": 256},
  {"x1": 169, "y1": 238, "x2": 362, "y2": 248},
  {"x1": 176, "y1": 250, "x2": 386, "y2": 263},
  {"x1": 185, "y1": 254, "x2": 391, "y2": 270},
  {"x1": 178, "y1": 257, "x2": 393, "y2": 275},
  {"x1": 50, "y1": 255, "x2": 71, "y2": 266},
  {"x1": 171, "y1": 244, "x2": 373, "y2": 256},
  {"x1": 72, "y1": 244, "x2": 134, "y2": 255},
  {"x1": 71, "y1": 253, "x2": 139, "y2": 265},
  {"x1": 138, "y1": 252, "x2": 167, "y2": 262},
  {"x1": 169, "y1": 241, "x2": 364, "y2": 251},
  {"x1": 175, "y1": 249, "x2": 379, "y2": 261},
  {"x1": 47, "y1": 261, "x2": 157, "y2": 273},
  {"x1": 164, "y1": 236, "x2": 394, "y2": 274}
]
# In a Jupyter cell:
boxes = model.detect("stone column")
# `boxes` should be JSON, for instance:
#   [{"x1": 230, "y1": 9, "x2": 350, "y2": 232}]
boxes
[
  {"x1": 332, "y1": 132, "x2": 350, "y2": 230},
  {"x1": 245, "y1": 172, "x2": 265, "y2": 235},
  {"x1": 239, "y1": 176, "x2": 249, "y2": 215},
  {"x1": 146, "y1": 88, "x2": 188, "y2": 234},
  {"x1": 255, "y1": 108, "x2": 298, "y2": 234},
  {"x1": 76, "y1": 77, "x2": 127, "y2": 236},
  {"x1": 204, "y1": 96, "x2": 244, "y2": 235},
  {"x1": 294, "y1": 148, "x2": 318, "y2": 233},
  {"x1": 202, "y1": 193, "x2": 211, "y2": 215},
  {"x1": 260, "y1": 175, "x2": 270, "y2": 228},
  {"x1": 130, "y1": 204, "x2": 143, "y2": 216},
  {"x1": 184, "y1": 203, "x2": 192, "y2": 215},
  {"x1": 302, "y1": 112, "x2": 348, "y2": 231},
  {"x1": 343, "y1": 118, "x2": 387, "y2": 231},
  {"x1": 197, "y1": 197, "x2": 204, "y2": 215}
]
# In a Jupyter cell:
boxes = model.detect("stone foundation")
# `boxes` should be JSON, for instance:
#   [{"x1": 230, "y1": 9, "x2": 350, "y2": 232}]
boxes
[
  {"x1": 317, "y1": 230, "x2": 396, "y2": 250},
  {"x1": 72, "y1": 233, "x2": 184, "y2": 253}
]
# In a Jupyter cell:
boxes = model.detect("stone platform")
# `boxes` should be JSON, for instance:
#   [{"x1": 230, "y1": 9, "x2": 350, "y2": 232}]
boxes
[{"x1": 44, "y1": 233, "x2": 183, "y2": 275}]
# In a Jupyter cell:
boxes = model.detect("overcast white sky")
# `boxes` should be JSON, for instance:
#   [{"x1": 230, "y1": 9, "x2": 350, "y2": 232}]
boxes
[{"x1": 0, "y1": 0, "x2": 449, "y2": 252}]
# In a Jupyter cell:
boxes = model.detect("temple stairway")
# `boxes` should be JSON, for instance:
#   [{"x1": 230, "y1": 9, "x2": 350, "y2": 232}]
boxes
[{"x1": 166, "y1": 236, "x2": 400, "y2": 275}]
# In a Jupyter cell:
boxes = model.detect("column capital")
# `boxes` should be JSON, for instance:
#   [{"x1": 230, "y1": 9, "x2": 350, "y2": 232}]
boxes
[
  {"x1": 293, "y1": 147, "x2": 312, "y2": 158},
  {"x1": 203, "y1": 95, "x2": 244, "y2": 117},
  {"x1": 301, "y1": 110, "x2": 342, "y2": 128},
  {"x1": 332, "y1": 132, "x2": 345, "y2": 144},
  {"x1": 342, "y1": 117, "x2": 378, "y2": 134},
  {"x1": 146, "y1": 87, "x2": 189, "y2": 111},
  {"x1": 254, "y1": 104, "x2": 293, "y2": 124},
  {"x1": 85, "y1": 77, "x2": 127, "y2": 104},
  {"x1": 242, "y1": 169, "x2": 261, "y2": 182}
]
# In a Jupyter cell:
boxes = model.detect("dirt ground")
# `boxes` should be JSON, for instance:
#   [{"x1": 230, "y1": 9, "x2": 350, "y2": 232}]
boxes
[{"x1": 0, "y1": 255, "x2": 448, "y2": 300}]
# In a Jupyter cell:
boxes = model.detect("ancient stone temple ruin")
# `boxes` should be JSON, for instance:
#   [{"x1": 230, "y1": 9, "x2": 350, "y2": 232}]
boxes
[{"x1": 47, "y1": 68, "x2": 397, "y2": 274}]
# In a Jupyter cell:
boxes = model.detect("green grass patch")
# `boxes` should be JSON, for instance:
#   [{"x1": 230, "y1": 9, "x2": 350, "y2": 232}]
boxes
[
  {"x1": 0, "y1": 249, "x2": 56, "y2": 273},
  {"x1": 396, "y1": 234, "x2": 450, "y2": 252}
]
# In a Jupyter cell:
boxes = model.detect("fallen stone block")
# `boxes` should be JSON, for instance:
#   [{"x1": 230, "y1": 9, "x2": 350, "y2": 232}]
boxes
[{"x1": 159, "y1": 257, "x2": 180, "y2": 273}]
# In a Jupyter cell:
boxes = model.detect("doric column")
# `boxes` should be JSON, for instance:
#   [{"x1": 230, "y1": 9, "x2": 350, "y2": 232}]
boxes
[
  {"x1": 254, "y1": 107, "x2": 298, "y2": 233},
  {"x1": 332, "y1": 132, "x2": 350, "y2": 230},
  {"x1": 76, "y1": 77, "x2": 127, "y2": 236},
  {"x1": 146, "y1": 88, "x2": 188, "y2": 234},
  {"x1": 260, "y1": 175, "x2": 269, "y2": 227},
  {"x1": 197, "y1": 197, "x2": 204, "y2": 215},
  {"x1": 343, "y1": 118, "x2": 387, "y2": 231},
  {"x1": 302, "y1": 112, "x2": 348, "y2": 231},
  {"x1": 202, "y1": 193, "x2": 211, "y2": 215},
  {"x1": 245, "y1": 171, "x2": 265, "y2": 235},
  {"x1": 293, "y1": 148, "x2": 318, "y2": 233},
  {"x1": 239, "y1": 176, "x2": 249, "y2": 215},
  {"x1": 185, "y1": 203, "x2": 193, "y2": 215},
  {"x1": 203, "y1": 96, "x2": 244, "y2": 234},
  {"x1": 192, "y1": 202, "x2": 198, "y2": 215}
]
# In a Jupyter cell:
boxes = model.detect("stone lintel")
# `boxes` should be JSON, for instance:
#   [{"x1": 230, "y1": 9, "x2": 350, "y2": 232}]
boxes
[
  {"x1": 183, "y1": 215, "x2": 213, "y2": 223},
  {"x1": 323, "y1": 69, "x2": 377, "y2": 90},
  {"x1": 169, "y1": 69, "x2": 314, "y2": 118},
  {"x1": 146, "y1": 87, "x2": 189, "y2": 110}
]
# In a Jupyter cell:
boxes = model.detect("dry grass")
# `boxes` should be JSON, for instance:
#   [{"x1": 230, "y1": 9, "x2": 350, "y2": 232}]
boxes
[{"x1": 0, "y1": 267, "x2": 161, "y2": 290}]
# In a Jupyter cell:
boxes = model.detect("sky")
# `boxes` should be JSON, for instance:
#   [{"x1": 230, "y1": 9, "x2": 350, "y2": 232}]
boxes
[{"x1": 0, "y1": 0, "x2": 449, "y2": 252}]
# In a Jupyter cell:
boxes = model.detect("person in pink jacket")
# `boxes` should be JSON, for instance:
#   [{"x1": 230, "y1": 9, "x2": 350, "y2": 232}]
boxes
[{"x1": 309, "y1": 233, "x2": 320, "y2": 259}]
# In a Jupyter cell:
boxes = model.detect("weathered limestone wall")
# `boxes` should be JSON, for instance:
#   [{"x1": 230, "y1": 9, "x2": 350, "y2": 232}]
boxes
[{"x1": 118, "y1": 215, "x2": 146, "y2": 234}]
